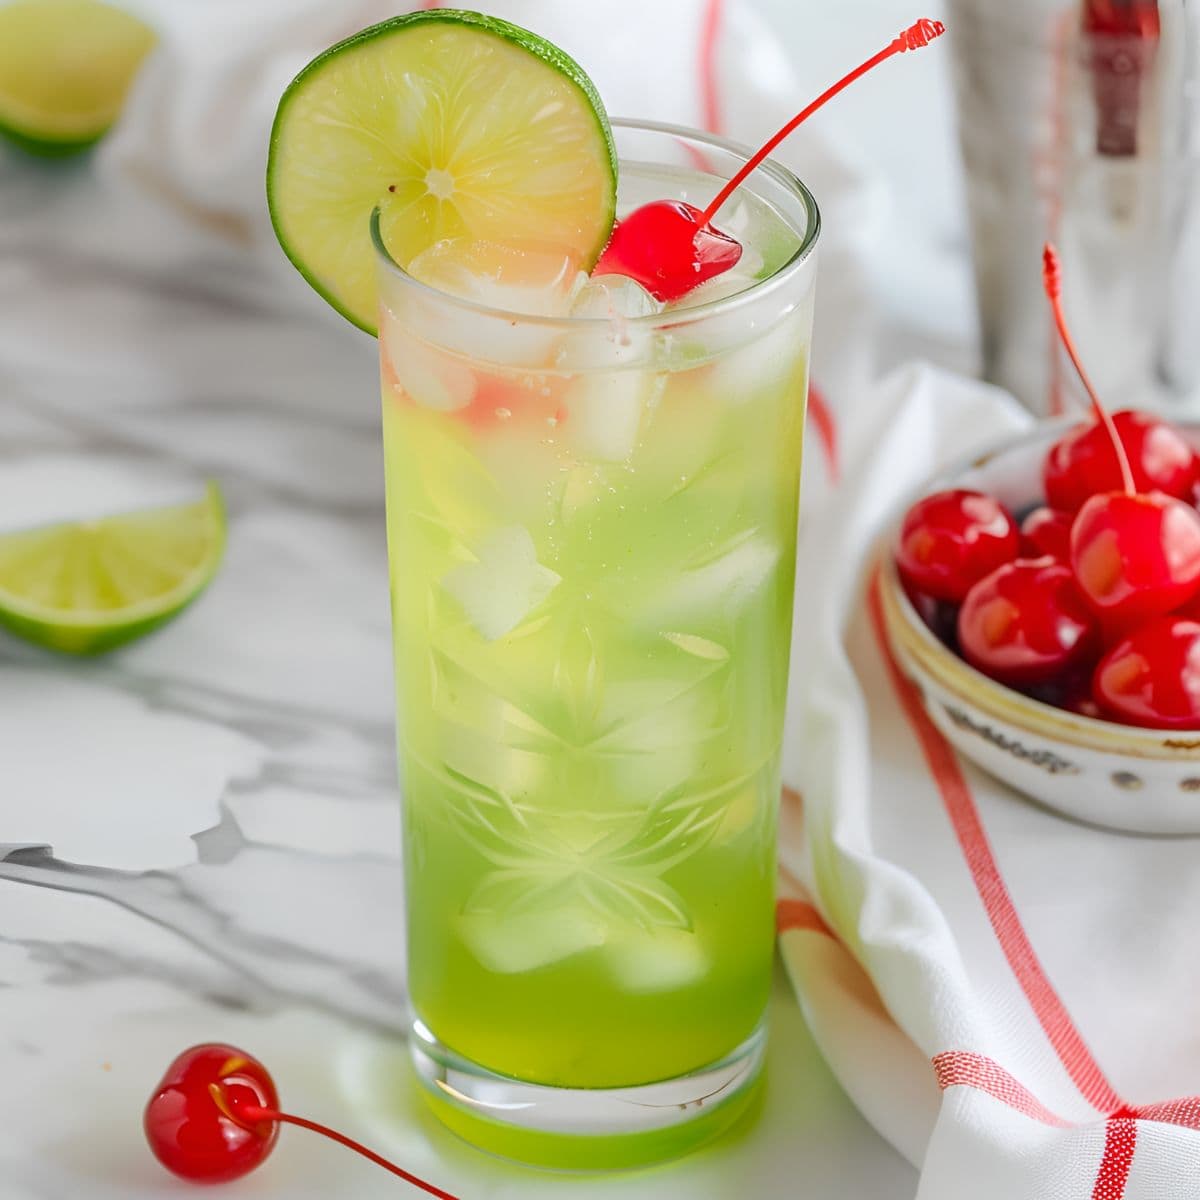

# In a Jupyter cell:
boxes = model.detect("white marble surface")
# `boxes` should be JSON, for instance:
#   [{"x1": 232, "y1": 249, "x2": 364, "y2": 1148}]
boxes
[{"x1": 0, "y1": 1, "x2": 946, "y2": 1195}]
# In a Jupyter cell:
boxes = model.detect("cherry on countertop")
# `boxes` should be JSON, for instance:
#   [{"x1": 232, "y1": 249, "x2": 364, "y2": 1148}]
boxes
[{"x1": 145, "y1": 1043, "x2": 458, "y2": 1196}]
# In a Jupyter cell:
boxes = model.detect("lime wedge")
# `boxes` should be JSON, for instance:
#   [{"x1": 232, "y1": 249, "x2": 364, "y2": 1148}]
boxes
[
  {"x1": 267, "y1": 9, "x2": 617, "y2": 334},
  {"x1": 0, "y1": 483, "x2": 226, "y2": 655},
  {"x1": 0, "y1": 0, "x2": 156, "y2": 156}
]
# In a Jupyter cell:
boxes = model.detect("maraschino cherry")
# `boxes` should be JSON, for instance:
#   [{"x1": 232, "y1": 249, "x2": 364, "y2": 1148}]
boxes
[
  {"x1": 145, "y1": 1045, "x2": 279, "y2": 1183},
  {"x1": 1043, "y1": 409, "x2": 1198, "y2": 513},
  {"x1": 145, "y1": 1044, "x2": 457, "y2": 1196},
  {"x1": 594, "y1": 18, "x2": 946, "y2": 301},
  {"x1": 1093, "y1": 617, "x2": 1200, "y2": 729},
  {"x1": 594, "y1": 200, "x2": 742, "y2": 301},
  {"x1": 956, "y1": 558, "x2": 1097, "y2": 687},
  {"x1": 1019, "y1": 506, "x2": 1073, "y2": 562},
  {"x1": 895, "y1": 488, "x2": 1019, "y2": 603},
  {"x1": 1042, "y1": 244, "x2": 1200, "y2": 629}
]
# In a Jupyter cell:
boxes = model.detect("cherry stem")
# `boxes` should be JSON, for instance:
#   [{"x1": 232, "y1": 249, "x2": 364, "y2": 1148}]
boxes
[
  {"x1": 698, "y1": 18, "x2": 945, "y2": 227},
  {"x1": 237, "y1": 1103, "x2": 460, "y2": 1200},
  {"x1": 1041, "y1": 242, "x2": 1136, "y2": 495}
]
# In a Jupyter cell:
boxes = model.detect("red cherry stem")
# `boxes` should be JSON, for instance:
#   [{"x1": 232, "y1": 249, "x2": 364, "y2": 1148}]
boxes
[
  {"x1": 236, "y1": 1103, "x2": 459, "y2": 1200},
  {"x1": 1042, "y1": 241, "x2": 1136, "y2": 495},
  {"x1": 698, "y1": 18, "x2": 945, "y2": 227}
]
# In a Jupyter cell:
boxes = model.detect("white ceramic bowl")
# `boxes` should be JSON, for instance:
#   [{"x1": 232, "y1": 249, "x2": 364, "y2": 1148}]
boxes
[{"x1": 879, "y1": 418, "x2": 1200, "y2": 835}]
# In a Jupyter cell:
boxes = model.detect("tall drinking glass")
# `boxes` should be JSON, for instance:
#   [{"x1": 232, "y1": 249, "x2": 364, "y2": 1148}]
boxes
[{"x1": 375, "y1": 120, "x2": 819, "y2": 1168}]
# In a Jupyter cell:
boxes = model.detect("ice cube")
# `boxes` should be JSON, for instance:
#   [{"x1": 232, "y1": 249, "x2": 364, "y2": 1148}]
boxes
[
  {"x1": 570, "y1": 274, "x2": 663, "y2": 322},
  {"x1": 604, "y1": 928, "x2": 707, "y2": 993},
  {"x1": 441, "y1": 525, "x2": 560, "y2": 640},
  {"x1": 674, "y1": 260, "x2": 761, "y2": 308},
  {"x1": 380, "y1": 314, "x2": 476, "y2": 412},
  {"x1": 706, "y1": 302, "x2": 809, "y2": 404},
  {"x1": 428, "y1": 649, "x2": 553, "y2": 801},
  {"x1": 406, "y1": 239, "x2": 585, "y2": 367},
  {"x1": 408, "y1": 238, "x2": 583, "y2": 316},
  {"x1": 647, "y1": 532, "x2": 781, "y2": 621},
  {"x1": 557, "y1": 273, "x2": 664, "y2": 375},
  {"x1": 562, "y1": 370, "x2": 663, "y2": 463},
  {"x1": 459, "y1": 906, "x2": 607, "y2": 974}
]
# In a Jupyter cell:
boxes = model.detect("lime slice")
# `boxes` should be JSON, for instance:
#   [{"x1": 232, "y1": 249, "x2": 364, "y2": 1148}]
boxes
[
  {"x1": 0, "y1": 483, "x2": 226, "y2": 655},
  {"x1": 267, "y1": 9, "x2": 617, "y2": 334},
  {"x1": 0, "y1": 0, "x2": 156, "y2": 156}
]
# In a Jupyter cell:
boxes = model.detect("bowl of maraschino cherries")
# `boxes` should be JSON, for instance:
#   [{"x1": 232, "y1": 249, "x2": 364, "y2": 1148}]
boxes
[{"x1": 880, "y1": 244, "x2": 1200, "y2": 835}]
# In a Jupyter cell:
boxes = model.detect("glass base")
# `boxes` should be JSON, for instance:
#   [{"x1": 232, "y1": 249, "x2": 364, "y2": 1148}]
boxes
[{"x1": 409, "y1": 1017, "x2": 766, "y2": 1170}]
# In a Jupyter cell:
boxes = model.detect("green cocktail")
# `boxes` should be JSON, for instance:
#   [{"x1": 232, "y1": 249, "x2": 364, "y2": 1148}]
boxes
[
  {"x1": 377, "y1": 127, "x2": 817, "y2": 1164},
  {"x1": 266, "y1": 9, "x2": 818, "y2": 1168}
]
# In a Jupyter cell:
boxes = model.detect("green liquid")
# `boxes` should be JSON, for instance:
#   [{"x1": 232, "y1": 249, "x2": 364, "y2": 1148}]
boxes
[{"x1": 384, "y1": 314, "x2": 807, "y2": 1091}]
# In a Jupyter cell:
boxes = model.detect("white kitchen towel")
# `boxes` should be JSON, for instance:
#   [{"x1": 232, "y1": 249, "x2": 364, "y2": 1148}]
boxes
[{"x1": 780, "y1": 361, "x2": 1200, "y2": 1198}]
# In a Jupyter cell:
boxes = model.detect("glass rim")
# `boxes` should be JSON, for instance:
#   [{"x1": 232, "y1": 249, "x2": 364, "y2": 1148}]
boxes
[{"x1": 370, "y1": 116, "x2": 821, "y2": 330}]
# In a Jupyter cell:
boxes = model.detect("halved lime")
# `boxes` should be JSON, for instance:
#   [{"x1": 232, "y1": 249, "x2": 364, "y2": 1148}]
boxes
[
  {"x1": 0, "y1": 483, "x2": 225, "y2": 655},
  {"x1": 267, "y1": 9, "x2": 617, "y2": 334},
  {"x1": 0, "y1": 0, "x2": 156, "y2": 156}
]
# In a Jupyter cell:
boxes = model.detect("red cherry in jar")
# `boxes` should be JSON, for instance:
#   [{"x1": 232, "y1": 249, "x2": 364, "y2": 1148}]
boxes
[
  {"x1": 1070, "y1": 490, "x2": 1200, "y2": 628},
  {"x1": 957, "y1": 558, "x2": 1097, "y2": 687},
  {"x1": 1043, "y1": 409, "x2": 1198, "y2": 513},
  {"x1": 895, "y1": 488, "x2": 1019, "y2": 604},
  {"x1": 144, "y1": 1044, "x2": 279, "y2": 1183},
  {"x1": 1019, "y1": 506, "x2": 1073, "y2": 562},
  {"x1": 1093, "y1": 617, "x2": 1200, "y2": 729}
]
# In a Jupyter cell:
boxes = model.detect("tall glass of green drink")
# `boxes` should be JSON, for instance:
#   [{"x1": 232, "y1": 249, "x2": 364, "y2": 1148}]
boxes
[{"x1": 376, "y1": 120, "x2": 818, "y2": 1167}]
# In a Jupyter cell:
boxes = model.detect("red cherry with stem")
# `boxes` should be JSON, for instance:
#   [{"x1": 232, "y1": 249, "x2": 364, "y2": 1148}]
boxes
[
  {"x1": 1019, "y1": 506, "x2": 1073, "y2": 561},
  {"x1": 145, "y1": 1044, "x2": 458, "y2": 1197},
  {"x1": 957, "y1": 558, "x2": 1098, "y2": 687},
  {"x1": 1043, "y1": 409, "x2": 1198, "y2": 513},
  {"x1": 1093, "y1": 617, "x2": 1200, "y2": 729},
  {"x1": 1071, "y1": 490, "x2": 1200, "y2": 627},
  {"x1": 144, "y1": 1044, "x2": 279, "y2": 1183},
  {"x1": 593, "y1": 200, "x2": 741, "y2": 301},
  {"x1": 1042, "y1": 243, "x2": 1200, "y2": 626},
  {"x1": 594, "y1": 18, "x2": 945, "y2": 301},
  {"x1": 895, "y1": 488, "x2": 1019, "y2": 603}
]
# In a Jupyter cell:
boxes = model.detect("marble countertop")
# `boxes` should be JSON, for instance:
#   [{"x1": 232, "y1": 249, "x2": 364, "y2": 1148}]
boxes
[
  {"x1": 0, "y1": 135, "x2": 916, "y2": 1200},
  {"x1": 0, "y1": 0, "x2": 951, "y2": 1194}
]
